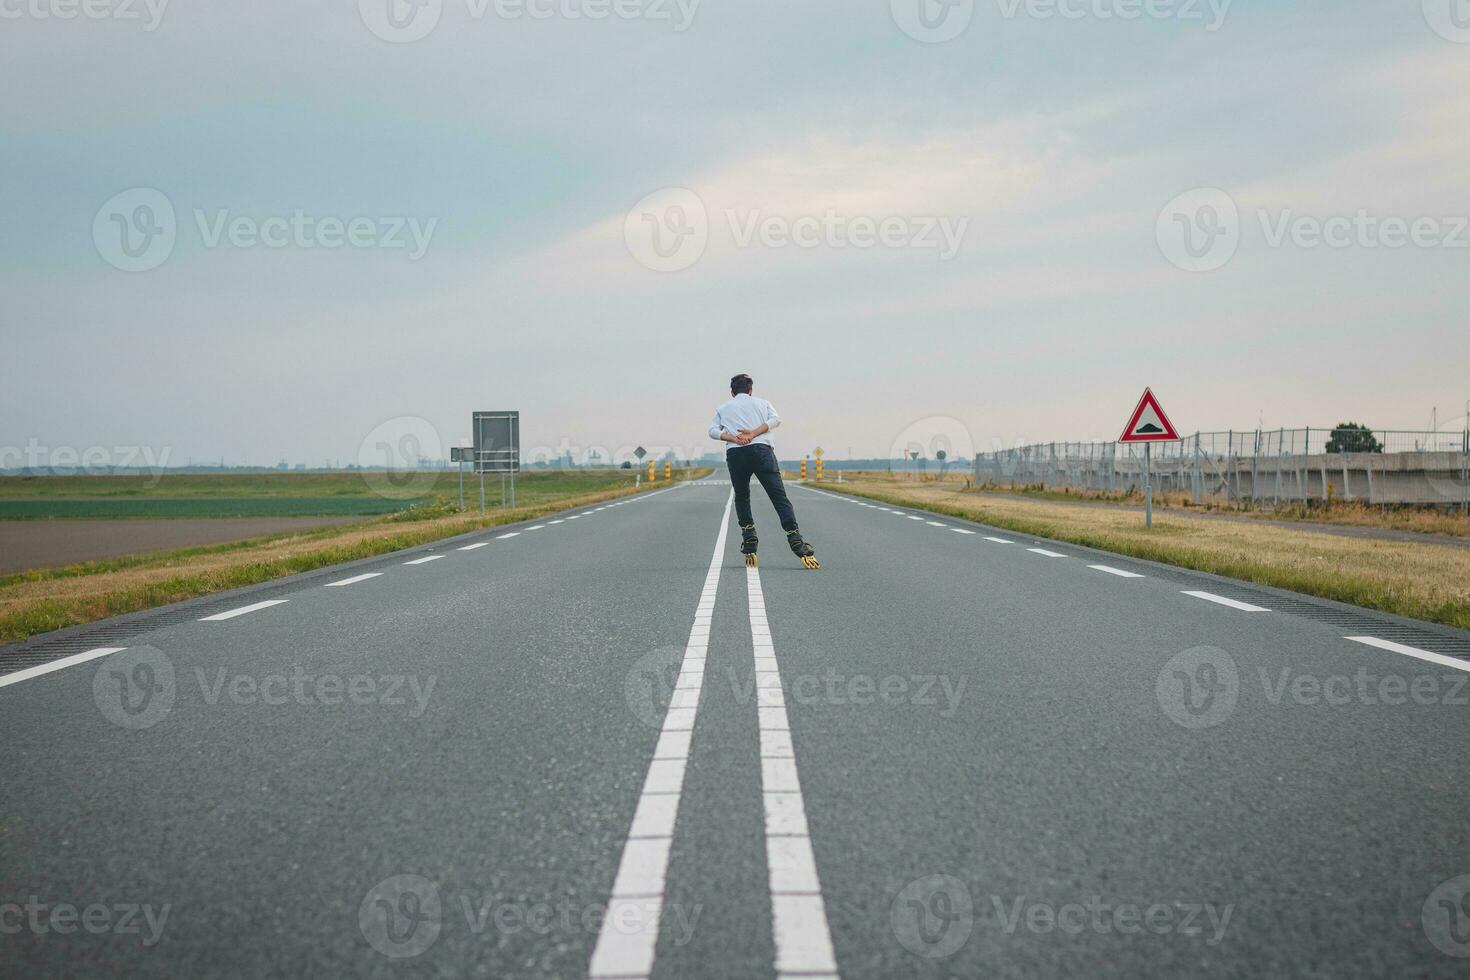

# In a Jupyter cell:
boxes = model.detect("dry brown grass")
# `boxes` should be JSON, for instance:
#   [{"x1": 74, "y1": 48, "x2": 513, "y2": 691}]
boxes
[{"x1": 823, "y1": 474, "x2": 1470, "y2": 630}]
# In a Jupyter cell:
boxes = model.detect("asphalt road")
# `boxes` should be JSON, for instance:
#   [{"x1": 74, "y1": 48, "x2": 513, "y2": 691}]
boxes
[{"x1": 3, "y1": 479, "x2": 1469, "y2": 978}]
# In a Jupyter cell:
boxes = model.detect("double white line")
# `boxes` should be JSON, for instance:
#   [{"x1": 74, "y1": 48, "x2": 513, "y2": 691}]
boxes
[
  {"x1": 588, "y1": 493, "x2": 732, "y2": 978},
  {"x1": 589, "y1": 493, "x2": 840, "y2": 979}
]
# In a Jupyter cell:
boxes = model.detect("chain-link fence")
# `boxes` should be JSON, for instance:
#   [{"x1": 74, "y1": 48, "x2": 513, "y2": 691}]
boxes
[{"x1": 975, "y1": 428, "x2": 1470, "y2": 511}]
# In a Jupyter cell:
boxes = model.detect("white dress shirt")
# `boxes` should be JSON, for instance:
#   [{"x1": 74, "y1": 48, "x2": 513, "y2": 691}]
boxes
[{"x1": 708, "y1": 393, "x2": 782, "y2": 451}]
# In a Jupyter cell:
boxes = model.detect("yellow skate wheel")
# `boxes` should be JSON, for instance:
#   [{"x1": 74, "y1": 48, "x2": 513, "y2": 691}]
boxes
[
  {"x1": 745, "y1": 554, "x2": 758, "y2": 567},
  {"x1": 800, "y1": 556, "x2": 821, "y2": 570}
]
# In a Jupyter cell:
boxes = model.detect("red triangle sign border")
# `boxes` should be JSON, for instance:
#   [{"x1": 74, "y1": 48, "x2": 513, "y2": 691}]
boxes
[{"x1": 1119, "y1": 387, "x2": 1181, "y2": 443}]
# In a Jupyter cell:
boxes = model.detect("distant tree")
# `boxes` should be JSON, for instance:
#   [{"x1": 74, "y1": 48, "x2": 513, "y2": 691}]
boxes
[{"x1": 1324, "y1": 422, "x2": 1383, "y2": 454}]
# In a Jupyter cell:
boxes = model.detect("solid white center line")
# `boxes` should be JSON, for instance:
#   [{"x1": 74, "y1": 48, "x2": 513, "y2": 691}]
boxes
[
  {"x1": 404, "y1": 555, "x2": 445, "y2": 565},
  {"x1": 984, "y1": 536, "x2": 1013, "y2": 544},
  {"x1": 0, "y1": 647, "x2": 126, "y2": 690},
  {"x1": 1027, "y1": 548, "x2": 1068, "y2": 558},
  {"x1": 325, "y1": 572, "x2": 384, "y2": 587},
  {"x1": 457, "y1": 542, "x2": 490, "y2": 551},
  {"x1": 1344, "y1": 636, "x2": 1470, "y2": 673},
  {"x1": 1089, "y1": 565, "x2": 1144, "y2": 578},
  {"x1": 746, "y1": 563, "x2": 840, "y2": 978},
  {"x1": 588, "y1": 492, "x2": 733, "y2": 980},
  {"x1": 199, "y1": 599, "x2": 289, "y2": 622},
  {"x1": 1182, "y1": 591, "x2": 1270, "y2": 612}
]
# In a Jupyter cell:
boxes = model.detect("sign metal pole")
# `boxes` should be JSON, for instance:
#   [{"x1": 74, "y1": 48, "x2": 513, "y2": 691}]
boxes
[{"x1": 1144, "y1": 442, "x2": 1153, "y2": 529}]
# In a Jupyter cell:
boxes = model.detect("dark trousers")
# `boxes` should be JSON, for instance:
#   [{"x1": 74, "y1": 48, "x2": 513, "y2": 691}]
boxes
[{"x1": 727, "y1": 444, "x2": 798, "y2": 531}]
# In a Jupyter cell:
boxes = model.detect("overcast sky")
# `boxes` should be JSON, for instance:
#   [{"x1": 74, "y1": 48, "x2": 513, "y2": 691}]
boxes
[{"x1": 3, "y1": 0, "x2": 1467, "y2": 467}]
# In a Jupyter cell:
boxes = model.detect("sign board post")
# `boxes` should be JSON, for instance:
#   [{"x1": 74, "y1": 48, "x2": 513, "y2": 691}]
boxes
[
  {"x1": 450, "y1": 447, "x2": 472, "y2": 510},
  {"x1": 472, "y1": 411, "x2": 521, "y2": 511},
  {"x1": 634, "y1": 446, "x2": 646, "y2": 487},
  {"x1": 1118, "y1": 388, "x2": 1181, "y2": 529}
]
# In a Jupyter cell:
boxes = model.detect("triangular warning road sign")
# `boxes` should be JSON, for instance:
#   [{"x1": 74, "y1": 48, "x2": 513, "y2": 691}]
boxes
[{"x1": 1119, "y1": 388, "x2": 1180, "y2": 443}]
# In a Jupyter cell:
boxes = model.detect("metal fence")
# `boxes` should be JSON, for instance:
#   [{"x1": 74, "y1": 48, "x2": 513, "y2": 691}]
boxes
[{"x1": 975, "y1": 428, "x2": 1470, "y2": 510}]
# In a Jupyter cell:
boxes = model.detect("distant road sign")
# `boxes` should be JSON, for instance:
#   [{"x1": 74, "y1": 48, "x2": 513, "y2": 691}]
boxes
[
  {"x1": 634, "y1": 446, "x2": 647, "y2": 460},
  {"x1": 1119, "y1": 388, "x2": 1180, "y2": 443},
  {"x1": 472, "y1": 411, "x2": 520, "y2": 473}
]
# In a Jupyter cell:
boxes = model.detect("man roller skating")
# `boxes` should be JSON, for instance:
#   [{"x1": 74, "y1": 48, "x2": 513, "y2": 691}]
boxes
[{"x1": 708, "y1": 374, "x2": 820, "y2": 570}]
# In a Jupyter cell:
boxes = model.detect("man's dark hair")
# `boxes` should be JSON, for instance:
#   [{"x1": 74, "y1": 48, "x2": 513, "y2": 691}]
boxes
[{"x1": 730, "y1": 373, "x2": 754, "y2": 395}]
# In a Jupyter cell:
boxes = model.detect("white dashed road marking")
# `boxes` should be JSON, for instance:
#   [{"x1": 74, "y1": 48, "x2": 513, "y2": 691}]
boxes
[
  {"x1": 984, "y1": 536, "x2": 1013, "y2": 544},
  {"x1": 588, "y1": 492, "x2": 734, "y2": 980},
  {"x1": 199, "y1": 599, "x2": 290, "y2": 622},
  {"x1": 1182, "y1": 591, "x2": 1270, "y2": 612},
  {"x1": 1027, "y1": 548, "x2": 1068, "y2": 558},
  {"x1": 1089, "y1": 565, "x2": 1143, "y2": 578},
  {"x1": 951, "y1": 529, "x2": 976, "y2": 535},
  {"x1": 498, "y1": 532, "x2": 522, "y2": 538},
  {"x1": 457, "y1": 542, "x2": 490, "y2": 551},
  {"x1": 0, "y1": 647, "x2": 126, "y2": 690},
  {"x1": 1344, "y1": 636, "x2": 1470, "y2": 673},
  {"x1": 403, "y1": 555, "x2": 444, "y2": 566},
  {"x1": 925, "y1": 521, "x2": 947, "y2": 527},
  {"x1": 325, "y1": 573, "x2": 384, "y2": 587}
]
